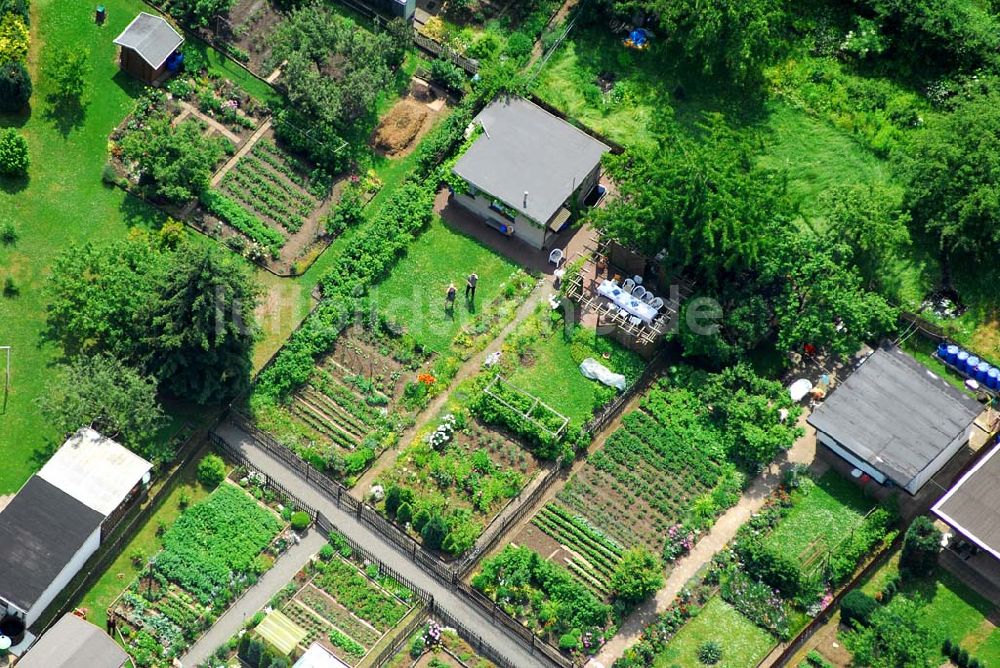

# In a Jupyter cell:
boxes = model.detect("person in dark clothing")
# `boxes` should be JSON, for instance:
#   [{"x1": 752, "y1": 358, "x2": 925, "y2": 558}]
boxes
[
  {"x1": 466, "y1": 272, "x2": 478, "y2": 301},
  {"x1": 446, "y1": 282, "x2": 457, "y2": 309}
]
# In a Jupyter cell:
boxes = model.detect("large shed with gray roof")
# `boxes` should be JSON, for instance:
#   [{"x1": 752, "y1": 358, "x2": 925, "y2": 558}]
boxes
[
  {"x1": 933, "y1": 441, "x2": 1000, "y2": 560},
  {"x1": 113, "y1": 12, "x2": 184, "y2": 84},
  {"x1": 18, "y1": 613, "x2": 127, "y2": 668},
  {"x1": 808, "y1": 343, "x2": 982, "y2": 495},
  {"x1": 451, "y1": 96, "x2": 609, "y2": 249}
]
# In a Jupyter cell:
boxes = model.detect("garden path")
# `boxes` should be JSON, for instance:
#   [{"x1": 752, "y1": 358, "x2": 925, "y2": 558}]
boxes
[
  {"x1": 529, "y1": 0, "x2": 580, "y2": 63},
  {"x1": 214, "y1": 421, "x2": 552, "y2": 668},
  {"x1": 180, "y1": 529, "x2": 327, "y2": 667},
  {"x1": 178, "y1": 100, "x2": 244, "y2": 145},
  {"x1": 586, "y1": 414, "x2": 825, "y2": 668},
  {"x1": 210, "y1": 117, "x2": 274, "y2": 187},
  {"x1": 351, "y1": 275, "x2": 553, "y2": 495}
]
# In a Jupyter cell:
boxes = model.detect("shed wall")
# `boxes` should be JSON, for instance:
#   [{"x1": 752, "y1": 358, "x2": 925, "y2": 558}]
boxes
[{"x1": 25, "y1": 527, "x2": 100, "y2": 627}]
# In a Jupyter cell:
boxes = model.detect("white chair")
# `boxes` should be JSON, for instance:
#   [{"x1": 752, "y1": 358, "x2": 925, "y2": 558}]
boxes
[
  {"x1": 633, "y1": 275, "x2": 643, "y2": 286},
  {"x1": 629, "y1": 316, "x2": 642, "y2": 327},
  {"x1": 632, "y1": 285, "x2": 646, "y2": 299},
  {"x1": 649, "y1": 296, "x2": 664, "y2": 311},
  {"x1": 548, "y1": 248, "x2": 564, "y2": 267},
  {"x1": 622, "y1": 278, "x2": 636, "y2": 292},
  {"x1": 617, "y1": 308, "x2": 629, "y2": 320},
  {"x1": 641, "y1": 291, "x2": 654, "y2": 304}
]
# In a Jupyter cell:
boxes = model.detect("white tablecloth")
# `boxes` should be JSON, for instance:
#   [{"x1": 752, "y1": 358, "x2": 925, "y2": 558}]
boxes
[{"x1": 597, "y1": 280, "x2": 657, "y2": 324}]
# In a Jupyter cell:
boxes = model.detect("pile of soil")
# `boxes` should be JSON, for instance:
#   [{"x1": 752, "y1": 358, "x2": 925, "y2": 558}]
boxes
[{"x1": 374, "y1": 99, "x2": 429, "y2": 155}]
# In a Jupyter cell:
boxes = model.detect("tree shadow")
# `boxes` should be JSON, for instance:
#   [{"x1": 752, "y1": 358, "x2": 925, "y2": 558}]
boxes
[
  {"x1": 112, "y1": 70, "x2": 145, "y2": 100},
  {"x1": 120, "y1": 192, "x2": 170, "y2": 230},
  {"x1": 0, "y1": 105, "x2": 32, "y2": 129},
  {"x1": 43, "y1": 95, "x2": 88, "y2": 138},
  {"x1": 0, "y1": 173, "x2": 29, "y2": 194}
]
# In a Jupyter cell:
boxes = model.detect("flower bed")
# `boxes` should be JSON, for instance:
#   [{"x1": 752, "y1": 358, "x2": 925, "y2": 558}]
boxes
[{"x1": 113, "y1": 484, "x2": 286, "y2": 666}]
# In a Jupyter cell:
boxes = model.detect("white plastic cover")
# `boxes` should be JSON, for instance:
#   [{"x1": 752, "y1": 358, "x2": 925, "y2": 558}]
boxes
[{"x1": 580, "y1": 357, "x2": 627, "y2": 391}]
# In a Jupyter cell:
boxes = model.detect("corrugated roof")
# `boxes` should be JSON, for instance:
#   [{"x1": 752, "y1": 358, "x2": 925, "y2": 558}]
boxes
[
  {"x1": 294, "y1": 642, "x2": 351, "y2": 668},
  {"x1": 934, "y1": 442, "x2": 1000, "y2": 559},
  {"x1": 18, "y1": 614, "x2": 127, "y2": 668},
  {"x1": 808, "y1": 344, "x2": 982, "y2": 490},
  {"x1": 113, "y1": 12, "x2": 184, "y2": 69},
  {"x1": 452, "y1": 96, "x2": 608, "y2": 226},
  {"x1": 0, "y1": 477, "x2": 103, "y2": 611},
  {"x1": 38, "y1": 427, "x2": 151, "y2": 516}
]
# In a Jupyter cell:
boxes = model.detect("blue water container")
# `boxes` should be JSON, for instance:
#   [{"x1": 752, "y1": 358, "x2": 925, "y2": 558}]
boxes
[
  {"x1": 968, "y1": 355, "x2": 981, "y2": 375},
  {"x1": 946, "y1": 345, "x2": 959, "y2": 364},
  {"x1": 976, "y1": 362, "x2": 990, "y2": 382},
  {"x1": 957, "y1": 350, "x2": 970, "y2": 370},
  {"x1": 988, "y1": 367, "x2": 1000, "y2": 390},
  {"x1": 937, "y1": 343, "x2": 950, "y2": 359}
]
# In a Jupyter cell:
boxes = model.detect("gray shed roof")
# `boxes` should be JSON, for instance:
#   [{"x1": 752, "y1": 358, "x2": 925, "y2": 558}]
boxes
[
  {"x1": 113, "y1": 12, "x2": 184, "y2": 69},
  {"x1": 0, "y1": 476, "x2": 103, "y2": 612},
  {"x1": 808, "y1": 344, "x2": 982, "y2": 491},
  {"x1": 18, "y1": 614, "x2": 127, "y2": 668},
  {"x1": 934, "y1": 442, "x2": 1000, "y2": 559},
  {"x1": 452, "y1": 97, "x2": 609, "y2": 226}
]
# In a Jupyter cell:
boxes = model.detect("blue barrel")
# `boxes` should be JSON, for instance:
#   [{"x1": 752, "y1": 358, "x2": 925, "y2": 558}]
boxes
[
  {"x1": 967, "y1": 355, "x2": 980, "y2": 374},
  {"x1": 937, "y1": 343, "x2": 950, "y2": 359},
  {"x1": 957, "y1": 350, "x2": 970, "y2": 370},
  {"x1": 988, "y1": 367, "x2": 1000, "y2": 390},
  {"x1": 946, "y1": 345, "x2": 959, "y2": 364},
  {"x1": 976, "y1": 362, "x2": 990, "y2": 382}
]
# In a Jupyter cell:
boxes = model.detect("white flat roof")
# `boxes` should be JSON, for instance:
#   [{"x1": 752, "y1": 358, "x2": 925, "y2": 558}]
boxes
[
  {"x1": 293, "y1": 643, "x2": 350, "y2": 668},
  {"x1": 37, "y1": 428, "x2": 152, "y2": 517}
]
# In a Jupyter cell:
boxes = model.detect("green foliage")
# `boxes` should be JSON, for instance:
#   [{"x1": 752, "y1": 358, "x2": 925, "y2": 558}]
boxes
[
  {"x1": 197, "y1": 454, "x2": 227, "y2": 488},
  {"x1": 325, "y1": 183, "x2": 363, "y2": 236},
  {"x1": 611, "y1": 546, "x2": 663, "y2": 604},
  {"x1": 827, "y1": 508, "x2": 896, "y2": 584},
  {"x1": 429, "y1": 57, "x2": 465, "y2": 91},
  {"x1": 900, "y1": 515, "x2": 941, "y2": 580},
  {"x1": 472, "y1": 545, "x2": 612, "y2": 641},
  {"x1": 0, "y1": 220, "x2": 16, "y2": 244},
  {"x1": 290, "y1": 510, "x2": 311, "y2": 530},
  {"x1": 844, "y1": 596, "x2": 937, "y2": 668},
  {"x1": 35, "y1": 353, "x2": 168, "y2": 462},
  {"x1": 168, "y1": 0, "x2": 236, "y2": 28},
  {"x1": 157, "y1": 485, "x2": 282, "y2": 606},
  {"x1": 903, "y1": 86, "x2": 1000, "y2": 260},
  {"x1": 736, "y1": 538, "x2": 803, "y2": 599},
  {"x1": 0, "y1": 127, "x2": 28, "y2": 176},
  {"x1": 0, "y1": 60, "x2": 30, "y2": 112},
  {"x1": 841, "y1": 590, "x2": 879, "y2": 629},
  {"x1": 312, "y1": 556, "x2": 408, "y2": 630},
  {"x1": 420, "y1": 513, "x2": 448, "y2": 550},
  {"x1": 0, "y1": 12, "x2": 28, "y2": 65},
  {"x1": 201, "y1": 189, "x2": 284, "y2": 257},
  {"x1": 697, "y1": 640, "x2": 723, "y2": 665},
  {"x1": 44, "y1": 47, "x2": 87, "y2": 104}
]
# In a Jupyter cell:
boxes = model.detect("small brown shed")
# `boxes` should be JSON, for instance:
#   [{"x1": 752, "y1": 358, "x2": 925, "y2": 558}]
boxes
[{"x1": 113, "y1": 12, "x2": 184, "y2": 85}]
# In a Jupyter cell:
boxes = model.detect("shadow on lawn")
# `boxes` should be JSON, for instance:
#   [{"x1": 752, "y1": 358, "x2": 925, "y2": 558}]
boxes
[
  {"x1": 0, "y1": 173, "x2": 29, "y2": 195},
  {"x1": 43, "y1": 95, "x2": 88, "y2": 138}
]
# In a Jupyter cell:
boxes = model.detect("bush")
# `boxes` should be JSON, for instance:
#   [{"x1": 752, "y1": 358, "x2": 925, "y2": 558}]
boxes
[
  {"x1": 429, "y1": 57, "x2": 465, "y2": 92},
  {"x1": 421, "y1": 513, "x2": 448, "y2": 550},
  {"x1": 318, "y1": 544, "x2": 335, "y2": 561},
  {"x1": 412, "y1": 508, "x2": 431, "y2": 532},
  {"x1": 409, "y1": 633, "x2": 424, "y2": 658},
  {"x1": 290, "y1": 510, "x2": 311, "y2": 531},
  {"x1": 0, "y1": 221, "x2": 16, "y2": 244},
  {"x1": 397, "y1": 501, "x2": 413, "y2": 525},
  {"x1": 0, "y1": 128, "x2": 28, "y2": 177},
  {"x1": 841, "y1": 590, "x2": 878, "y2": 629},
  {"x1": 558, "y1": 632, "x2": 580, "y2": 651},
  {"x1": 197, "y1": 454, "x2": 226, "y2": 488},
  {"x1": 900, "y1": 515, "x2": 941, "y2": 579},
  {"x1": 0, "y1": 60, "x2": 31, "y2": 112},
  {"x1": 697, "y1": 640, "x2": 722, "y2": 665}
]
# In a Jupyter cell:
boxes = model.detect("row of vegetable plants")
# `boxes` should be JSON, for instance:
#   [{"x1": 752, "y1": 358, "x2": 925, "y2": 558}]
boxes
[
  {"x1": 200, "y1": 189, "x2": 285, "y2": 257},
  {"x1": 531, "y1": 502, "x2": 624, "y2": 595}
]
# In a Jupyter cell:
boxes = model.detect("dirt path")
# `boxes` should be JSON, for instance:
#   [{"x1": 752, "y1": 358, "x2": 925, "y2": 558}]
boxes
[
  {"x1": 210, "y1": 117, "x2": 273, "y2": 187},
  {"x1": 178, "y1": 100, "x2": 243, "y2": 145},
  {"x1": 529, "y1": 0, "x2": 580, "y2": 63},
  {"x1": 587, "y1": 415, "x2": 825, "y2": 667},
  {"x1": 351, "y1": 276, "x2": 554, "y2": 496}
]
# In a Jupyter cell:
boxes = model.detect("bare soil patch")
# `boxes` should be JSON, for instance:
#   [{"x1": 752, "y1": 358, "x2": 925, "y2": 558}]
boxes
[{"x1": 373, "y1": 78, "x2": 450, "y2": 158}]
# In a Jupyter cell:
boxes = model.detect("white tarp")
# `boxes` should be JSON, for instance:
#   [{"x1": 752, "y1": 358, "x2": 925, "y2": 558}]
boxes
[{"x1": 580, "y1": 357, "x2": 627, "y2": 391}]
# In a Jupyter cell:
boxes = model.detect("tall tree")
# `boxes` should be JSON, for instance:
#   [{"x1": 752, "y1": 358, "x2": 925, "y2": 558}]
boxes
[
  {"x1": 36, "y1": 353, "x2": 169, "y2": 462},
  {"x1": 141, "y1": 243, "x2": 261, "y2": 404}
]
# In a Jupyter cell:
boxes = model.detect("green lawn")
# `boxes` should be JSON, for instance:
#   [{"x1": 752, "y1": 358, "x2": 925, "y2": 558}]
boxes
[
  {"x1": 764, "y1": 472, "x2": 875, "y2": 566},
  {"x1": 368, "y1": 216, "x2": 521, "y2": 353},
  {"x1": 655, "y1": 597, "x2": 776, "y2": 668},
  {"x1": 857, "y1": 556, "x2": 1000, "y2": 665}
]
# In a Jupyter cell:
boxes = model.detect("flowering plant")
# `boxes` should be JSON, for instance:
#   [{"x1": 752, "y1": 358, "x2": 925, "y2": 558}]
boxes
[
  {"x1": 425, "y1": 414, "x2": 457, "y2": 450},
  {"x1": 418, "y1": 373, "x2": 436, "y2": 386},
  {"x1": 663, "y1": 523, "x2": 696, "y2": 562}
]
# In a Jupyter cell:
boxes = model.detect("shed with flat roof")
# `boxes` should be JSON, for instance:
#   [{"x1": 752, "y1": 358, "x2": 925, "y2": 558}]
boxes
[
  {"x1": 18, "y1": 613, "x2": 127, "y2": 668},
  {"x1": 808, "y1": 343, "x2": 982, "y2": 495},
  {"x1": 934, "y1": 442, "x2": 1000, "y2": 559}
]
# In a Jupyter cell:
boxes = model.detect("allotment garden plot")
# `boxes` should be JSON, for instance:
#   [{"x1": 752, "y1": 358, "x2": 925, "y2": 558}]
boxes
[{"x1": 110, "y1": 484, "x2": 287, "y2": 667}]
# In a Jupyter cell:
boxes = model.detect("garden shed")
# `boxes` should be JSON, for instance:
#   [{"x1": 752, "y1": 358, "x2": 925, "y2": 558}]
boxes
[
  {"x1": 934, "y1": 441, "x2": 1000, "y2": 562},
  {"x1": 451, "y1": 96, "x2": 609, "y2": 250},
  {"x1": 113, "y1": 12, "x2": 184, "y2": 85},
  {"x1": 808, "y1": 343, "x2": 982, "y2": 495},
  {"x1": 18, "y1": 613, "x2": 127, "y2": 668}
]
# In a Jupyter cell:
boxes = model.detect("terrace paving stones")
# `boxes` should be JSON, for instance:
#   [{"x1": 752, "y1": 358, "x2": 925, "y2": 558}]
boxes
[
  {"x1": 180, "y1": 530, "x2": 327, "y2": 667},
  {"x1": 213, "y1": 421, "x2": 551, "y2": 668}
]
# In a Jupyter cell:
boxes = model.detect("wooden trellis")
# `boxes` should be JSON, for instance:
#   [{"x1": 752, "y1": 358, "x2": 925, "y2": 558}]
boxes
[{"x1": 482, "y1": 376, "x2": 570, "y2": 441}]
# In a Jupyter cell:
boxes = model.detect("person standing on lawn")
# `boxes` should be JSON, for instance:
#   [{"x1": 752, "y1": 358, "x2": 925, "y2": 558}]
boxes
[
  {"x1": 466, "y1": 272, "x2": 478, "y2": 301},
  {"x1": 446, "y1": 282, "x2": 457, "y2": 310}
]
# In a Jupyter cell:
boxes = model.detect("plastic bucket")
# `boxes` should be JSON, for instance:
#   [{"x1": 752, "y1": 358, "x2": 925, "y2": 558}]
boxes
[{"x1": 946, "y1": 345, "x2": 959, "y2": 364}]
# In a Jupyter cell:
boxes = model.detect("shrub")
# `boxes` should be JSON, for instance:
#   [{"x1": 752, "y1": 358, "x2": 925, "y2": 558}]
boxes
[
  {"x1": 412, "y1": 508, "x2": 431, "y2": 532},
  {"x1": 318, "y1": 544, "x2": 335, "y2": 561},
  {"x1": 421, "y1": 513, "x2": 448, "y2": 550},
  {"x1": 697, "y1": 640, "x2": 722, "y2": 665},
  {"x1": 0, "y1": 60, "x2": 30, "y2": 112},
  {"x1": 841, "y1": 590, "x2": 878, "y2": 629},
  {"x1": 197, "y1": 454, "x2": 226, "y2": 488},
  {"x1": 409, "y1": 633, "x2": 424, "y2": 658},
  {"x1": 397, "y1": 501, "x2": 413, "y2": 525},
  {"x1": 900, "y1": 515, "x2": 941, "y2": 579},
  {"x1": 0, "y1": 128, "x2": 28, "y2": 177},
  {"x1": 558, "y1": 632, "x2": 580, "y2": 650},
  {"x1": 611, "y1": 546, "x2": 663, "y2": 604},
  {"x1": 290, "y1": 510, "x2": 311, "y2": 531},
  {"x1": 429, "y1": 57, "x2": 465, "y2": 91},
  {"x1": 0, "y1": 221, "x2": 15, "y2": 244},
  {"x1": 2, "y1": 276, "x2": 16, "y2": 297}
]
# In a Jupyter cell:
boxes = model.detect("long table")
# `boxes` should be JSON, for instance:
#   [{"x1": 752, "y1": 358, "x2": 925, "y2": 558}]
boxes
[{"x1": 597, "y1": 280, "x2": 657, "y2": 324}]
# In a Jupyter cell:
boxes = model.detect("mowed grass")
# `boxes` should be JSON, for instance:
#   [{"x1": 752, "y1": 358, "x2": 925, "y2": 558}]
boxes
[
  {"x1": 0, "y1": 0, "x2": 294, "y2": 493},
  {"x1": 655, "y1": 597, "x2": 775, "y2": 668},
  {"x1": 763, "y1": 472, "x2": 875, "y2": 564},
  {"x1": 369, "y1": 216, "x2": 520, "y2": 353},
  {"x1": 857, "y1": 556, "x2": 1000, "y2": 664}
]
